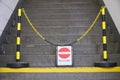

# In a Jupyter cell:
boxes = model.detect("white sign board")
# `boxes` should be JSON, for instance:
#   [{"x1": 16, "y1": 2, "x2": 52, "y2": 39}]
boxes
[{"x1": 56, "y1": 46, "x2": 73, "y2": 66}]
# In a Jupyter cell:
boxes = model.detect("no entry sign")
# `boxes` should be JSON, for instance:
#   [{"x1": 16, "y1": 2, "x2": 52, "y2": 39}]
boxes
[{"x1": 56, "y1": 46, "x2": 73, "y2": 66}]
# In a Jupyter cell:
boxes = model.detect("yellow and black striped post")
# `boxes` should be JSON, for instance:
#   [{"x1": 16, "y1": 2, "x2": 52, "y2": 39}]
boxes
[
  {"x1": 16, "y1": 8, "x2": 22, "y2": 61},
  {"x1": 7, "y1": 7, "x2": 29, "y2": 68},
  {"x1": 101, "y1": 6, "x2": 108, "y2": 61},
  {"x1": 94, "y1": 6, "x2": 117, "y2": 67}
]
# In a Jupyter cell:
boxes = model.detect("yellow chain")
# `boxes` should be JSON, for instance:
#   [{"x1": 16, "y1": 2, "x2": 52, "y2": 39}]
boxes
[
  {"x1": 22, "y1": 8, "x2": 45, "y2": 41},
  {"x1": 22, "y1": 8, "x2": 102, "y2": 44},
  {"x1": 77, "y1": 9, "x2": 102, "y2": 42}
]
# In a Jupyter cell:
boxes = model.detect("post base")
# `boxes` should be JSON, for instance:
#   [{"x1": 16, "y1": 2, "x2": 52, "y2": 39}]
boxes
[
  {"x1": 7, "y1": 62, "x2": 29, "y2": 68},
  {"x1": 94, "y1": 61, "x2": 117, "y2": 67}
]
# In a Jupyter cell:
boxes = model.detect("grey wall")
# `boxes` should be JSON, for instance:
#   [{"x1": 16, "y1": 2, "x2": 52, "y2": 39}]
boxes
[
  {"x1": 103, "y1": 0, "x2": 120, "y2": 34},
  {"x1": 0, "y1": 0, "x2": 19, "y2": 36}
]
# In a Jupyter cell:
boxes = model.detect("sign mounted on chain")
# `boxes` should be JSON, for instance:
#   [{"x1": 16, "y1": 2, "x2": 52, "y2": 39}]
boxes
[{"x1": 56, "y1": 46, "x2": 73, "y2": 66}]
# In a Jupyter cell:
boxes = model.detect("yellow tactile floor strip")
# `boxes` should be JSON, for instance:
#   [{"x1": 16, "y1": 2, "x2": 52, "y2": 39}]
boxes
[{"x1": 0, "y1": 67, "x2": 120, "y2": 73}]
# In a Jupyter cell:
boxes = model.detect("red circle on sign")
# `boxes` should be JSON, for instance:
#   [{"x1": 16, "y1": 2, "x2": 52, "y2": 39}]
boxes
[
  {"x1": 58, "y1": 48, "x2": 70, "y2": 58},
  {"x1": 59, "y1": 48, "x2": 70, "y2": 52}
]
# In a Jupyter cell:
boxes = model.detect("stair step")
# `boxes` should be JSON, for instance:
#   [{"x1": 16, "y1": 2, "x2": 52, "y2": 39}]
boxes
[
  {"x1": 24, "y1": 3, "x2": 98, "y2": 8},
  {"x1": 0, "y1": 54, "x2": 120, "y2": 67},
  {"x1": 20, "y1": 30, "x2": 101, "y2": 39},
  {"x1": 5, "y1": 43, "x2": 102, "y2": 55},
  {"x1": 22, "y1": 9, "x2": 99, "y2": 17},
  {"x1": 25, "y1": 10, "x2": 99, "y2": 14},
  {"x1": 23, "y1": 0, "x2": 97, "y2": 5},
  {"x1": 22, "y1": 20, "x2": 101, "y2": 27},
  {"x1": 6, "y1": 38, "x2": 102, "y2": 48},
  {"x1": 0, "y1": 72, "x2": 120, "y2": 80},
  {"x1": 22, "y1": 15, "x2": 99, "y2": 22},
  {"x1": 5, "y1": 42, "x2": 117, "y2": 56}
]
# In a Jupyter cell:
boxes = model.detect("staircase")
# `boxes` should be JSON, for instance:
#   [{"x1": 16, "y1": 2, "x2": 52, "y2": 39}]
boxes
[{"x1": 0, "y1": 0, "x2": 120, "y2": 80}]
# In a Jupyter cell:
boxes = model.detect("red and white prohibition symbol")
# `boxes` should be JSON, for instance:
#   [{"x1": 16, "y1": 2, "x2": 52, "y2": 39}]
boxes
[
  {"x1": 57, "y1": 46, "x2": 73, "y2": 66},
  {"x1": 58, "y1": 47, "x2": 71, "y2": 59}
]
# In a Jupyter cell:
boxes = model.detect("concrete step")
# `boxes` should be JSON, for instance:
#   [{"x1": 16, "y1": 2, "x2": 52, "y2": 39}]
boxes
[
  {"x1": 5, "y1": 43, "x2": 102, "y2": 55},
  {"x1": 5, "y1": 41, "x2": 117, "y2": 55},
  {"x1": 6, "y1": 26, "x2": 102, "y2": 43},
  {"x1": 0, "y1": 54, "x2": 120, "y2": 67},
  {"x1": 22, "y1": 15, "x2": 99, "y2": 23},
  {"x1": 0, "y1": 72, "x2": 120, "y2": 80},
  {"x1": 22, "y1": 19, "x2": 101, "y2": 27},
  {"x1": 0, "y1": 73, "x2": 120, "y2": 80},
  {"x1": 22, "y1": 9, "x2": 99, "y2": 17},
  {"x1": 23, "y1": 0, "x2": 98, "y2": 5},
  {"x1": 22, "y1": 26, "x2": 102, "y2": 36},
  {"x1": 24, "y1": 3, "x2": 99, "y2": 9}
]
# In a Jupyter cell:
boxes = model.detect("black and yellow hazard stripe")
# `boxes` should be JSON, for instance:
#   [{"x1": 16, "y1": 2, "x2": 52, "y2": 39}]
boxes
[
  {"x1": 101, "y1": 6, "x2": 108, "y2": 61},
  {"x1": 16, "y1": 8, "x2": 22, "y2": 61}
]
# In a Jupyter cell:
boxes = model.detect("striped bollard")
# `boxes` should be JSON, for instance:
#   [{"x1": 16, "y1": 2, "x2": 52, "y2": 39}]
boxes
[
  {"x1": 7, "y1": 8, "x2": 29, "y2": 68},
  {"x1": 16, "y1": 8, "x2": 22, "y2": 61},
  {"x1": 94, "y1": 6, "x2": 117, "y2": 67}
]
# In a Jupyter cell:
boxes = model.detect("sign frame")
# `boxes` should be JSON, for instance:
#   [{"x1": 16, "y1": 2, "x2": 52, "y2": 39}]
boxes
[{"x1": 56, "y1": 46, "x2": 73, "y2": 67}]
